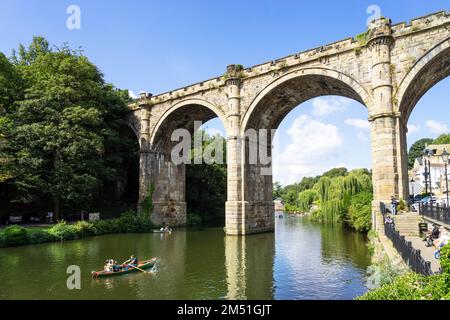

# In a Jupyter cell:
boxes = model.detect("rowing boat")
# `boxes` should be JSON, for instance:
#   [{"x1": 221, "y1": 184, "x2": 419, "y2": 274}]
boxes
[
  {"x1": 91, "y1": 258, "x2": 158, "y2": 278},
  {"x1": 152, "y1": 229, "x2": 172, "y2": 234}
]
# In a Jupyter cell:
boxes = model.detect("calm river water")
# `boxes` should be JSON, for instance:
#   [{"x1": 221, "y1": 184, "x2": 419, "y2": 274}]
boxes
[{"x1": 0, "y1": 215, "x2": 371, "y2": 300}]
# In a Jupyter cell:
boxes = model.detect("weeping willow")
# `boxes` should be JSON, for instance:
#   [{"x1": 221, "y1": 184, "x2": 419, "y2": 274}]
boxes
[{"x1": 310, "y1": 169, "x2": 373, "y2": 224}]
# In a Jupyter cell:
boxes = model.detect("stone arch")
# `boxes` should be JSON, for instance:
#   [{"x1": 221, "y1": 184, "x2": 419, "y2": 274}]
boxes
[
  {"x1": 239, "y1": 67, "x2": 372, "y2": 227},
  {"x1": 150, "y1": 98, "x2": 228, "y2": 154},
  {"x1": 127, "y1": 111, "x2": 141, "y2": 143},
  {"x1": 241, "y1": 67, "x2": 372, "y2": 132},
  {"x1": 397, "y1": 36, "x2": 450, "y2": 122}
]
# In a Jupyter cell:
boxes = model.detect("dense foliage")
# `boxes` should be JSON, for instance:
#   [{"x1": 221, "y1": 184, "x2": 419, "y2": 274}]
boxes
[
  {"x1": 433, "y1": 134, "x2": 450, "y2": 145},
  {"x1": 0, "y1": 37, "x2": 138, "y2": 220},
  {"x1": 407, "y1": 138, "x2": 433, "y2": 169},
  {"x1": 359, "y1": 244, "x2": 450, "y2": 300},
  {"x1": 186, "y1": 130, "x2": 227, "y2": 226},
  {"x1": 0, "y1": 211, "x2": 154, "y2": 247},
  {"x1": 274, "y1": 168, "x2": 373, "y2": 232}
]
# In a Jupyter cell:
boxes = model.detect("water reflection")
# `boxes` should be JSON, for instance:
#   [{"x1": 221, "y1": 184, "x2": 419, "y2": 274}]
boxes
[{"x1": 225, "y1": 232, "x2": 275, "y2": 300}]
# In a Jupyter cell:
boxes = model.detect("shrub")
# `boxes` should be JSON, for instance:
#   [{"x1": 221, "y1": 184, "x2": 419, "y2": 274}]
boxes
[
  {"x1": 48, "y1": 221, "x2": 79, "y2": 241},
  {"x1": 187, "y1": 212, "x2": 202, "y2": 226},
  {"x1": 397, "y1": 199, "x2": 407, "y2": 212},
  {"x1": 73, "y1": 221, "x2": 95, "y2": 237},
  {"x1": 358, "y1": 272, "x2": 425, "y2": 300},
  {"x1": 3, "y1": 225, "x2": 29, "y2": 246},
  {"x1": 28, "y1": 230, "x2": 55, "y2": 244},
  {"x1": 92, "y1": 219, "x2": 121, "y2": 235}
]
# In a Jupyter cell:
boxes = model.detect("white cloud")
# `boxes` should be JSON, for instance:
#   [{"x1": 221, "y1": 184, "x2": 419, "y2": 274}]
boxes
[
  {"x1": 345, "y1": 118, "x2": 370, "y2": 130},
  {"x1": 426, "y1": 120, "x2": 449, "y2": 135},
  {"x1": 272, "y1": 115, "x2": 343, "y2": 185},
  {"x1": 311, "y1": 97, "x2": 349, "y2": 116},
  {"x1": 128, "y1": 90, "x2": 138, "y2": 99},
  {"x1": 407, "y1": 124, "x2": 420, "y2": 136}
]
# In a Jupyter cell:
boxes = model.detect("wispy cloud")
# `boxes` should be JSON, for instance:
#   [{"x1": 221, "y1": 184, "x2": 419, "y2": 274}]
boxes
[
  {"x1": 407, "y1": 124, "x2": 420, "y2": 136},
  {"x1": 426, "y1": 120, "x2": 448, "y2": 135},
  {"x1": 344, "y1": 118, "x2": 370, "y2": 130},
  {"x1": 311, "y1": 97, "x2": 350, "y2": 117}
]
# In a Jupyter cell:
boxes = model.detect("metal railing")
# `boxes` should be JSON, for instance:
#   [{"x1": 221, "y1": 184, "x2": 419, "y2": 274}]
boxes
[
  {"x1": 380, "y1": 202, "x2": 434, "y2": 276},
  {"x1": 419, "y1": 203, "x2": 450, "y2": 226}
]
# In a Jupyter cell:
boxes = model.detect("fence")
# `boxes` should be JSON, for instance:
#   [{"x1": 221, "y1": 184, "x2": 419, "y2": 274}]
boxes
[
  {"x1": 419, "y1": 203, "x2": 450, "y2": 226},
  {"x1": 380, "y1": 202, "x2": 434, "y2": 276}
]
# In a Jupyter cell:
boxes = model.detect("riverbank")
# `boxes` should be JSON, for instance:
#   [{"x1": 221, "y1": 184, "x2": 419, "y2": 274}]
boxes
[
  {"x1": 0, "y1": 211, "x2": 154, "y2": 248},
  {"x1": 358, "y1": 230, "x2": 450, "y2": 300}
]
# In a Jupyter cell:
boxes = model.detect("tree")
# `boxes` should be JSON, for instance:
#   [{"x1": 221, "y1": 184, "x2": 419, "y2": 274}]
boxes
[
  {"x1": 408, "y1": 138, "x2": 433, "y2": 169},
  {"x1": 186, "y1": 131, "x2": 227, "y2": 226},
  {"x1": 0, "y1": 37, "x2": 134, "y2": 220},
  {"x1": 272, "y1": 181, "x2": 283, "y2": 200},
  {"x1": 348, "y1": 191, "x2": 373, "y2": 232},
  {"x1": 433, "y1": 134, "x2": 450, "y2": 145}
]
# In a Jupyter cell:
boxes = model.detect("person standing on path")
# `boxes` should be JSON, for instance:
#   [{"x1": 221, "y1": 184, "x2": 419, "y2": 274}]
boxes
[{"x1": 391, "y1": 196, "x2": 398, "y2": 215}]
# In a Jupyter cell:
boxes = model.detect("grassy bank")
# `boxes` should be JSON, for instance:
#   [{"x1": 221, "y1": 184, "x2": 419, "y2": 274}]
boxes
[
  {"x1": 358, "y1": 244, "x2": 450, "y2": 300},
  {"x1": 0, "y1": 211, "x2": 154, "y2": 248}
]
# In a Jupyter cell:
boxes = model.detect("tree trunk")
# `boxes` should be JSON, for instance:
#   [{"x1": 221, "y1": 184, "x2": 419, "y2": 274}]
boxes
[{"x1": 53, "y1": 197, "x2": 60, "y2": 222}]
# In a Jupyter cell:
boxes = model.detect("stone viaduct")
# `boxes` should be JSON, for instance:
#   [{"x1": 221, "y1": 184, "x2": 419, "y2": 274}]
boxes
[{"x1": 128, "y1": 11, "x2": 450, "y2": 235}]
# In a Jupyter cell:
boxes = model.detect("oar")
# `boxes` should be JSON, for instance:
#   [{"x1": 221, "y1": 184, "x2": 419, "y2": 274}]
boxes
[{"x1": 127, "y1": 264, "x2": 150, "y2": 274}]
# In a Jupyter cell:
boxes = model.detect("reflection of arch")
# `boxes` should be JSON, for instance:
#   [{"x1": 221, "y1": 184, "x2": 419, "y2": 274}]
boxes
[
  {"x1": 150, "y1": 99, "x2": 228, "y2": 153},
  {"x1": 397, "y1": 37, "x2": 450, "y2": 121},
  {"x1": 242, "y1": 67, "x2": 372, "y2": 131}
]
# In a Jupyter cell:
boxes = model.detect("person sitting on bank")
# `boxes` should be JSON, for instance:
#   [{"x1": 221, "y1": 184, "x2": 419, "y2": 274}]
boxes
[
  {"x1": 385, "y1": 216, "x2": 393, "y2": 225},
  {"x1": 433, "y1": 228, "x2": 450, "y2": 259},
  {"x1": 425, "y1": 225, "x2": 440, "y2": 247}
]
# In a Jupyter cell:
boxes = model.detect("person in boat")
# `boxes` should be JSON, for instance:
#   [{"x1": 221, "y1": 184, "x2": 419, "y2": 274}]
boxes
[
  {"x1": 124, "y1": 255, "x2": 138, "y2": 267},
  {"x1": 104, "y1": 259, "x2": 115, "y2": 272}
]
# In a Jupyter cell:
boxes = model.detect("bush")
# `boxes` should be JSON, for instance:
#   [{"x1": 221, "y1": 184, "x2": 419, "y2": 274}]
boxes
[
  {"x1": 28, "y1": 230, "x2": 55, "y2": 244},
  {"x1": 92, "y1": 219, "x2": 121, "y2": 235},
  {"x1": 358, "y1": 272, "x2": 425, "y2": 300},
  {"x1": 187, "y1": 212, "x2": 202, "y2": 226},
  {"x1": 359, "y1": 244, "x2": 450, "y2": 300},
  {"x1": 3, "y1": 225, "x2": 29, "y2": 246},
  {"x1": 48, "y1": 221, "x2": 79, "y2": 241},
  {"x1": 73, "y1": 221, "x2": 95, "y2": 237},
  {"x1": 397, "y1": 199, "x2": 407, "y2": 212}
]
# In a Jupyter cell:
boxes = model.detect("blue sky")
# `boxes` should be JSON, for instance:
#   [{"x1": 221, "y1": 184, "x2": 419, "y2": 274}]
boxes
[{"x1": 0, "y1": 1, "x2": 449, "y2": 185}]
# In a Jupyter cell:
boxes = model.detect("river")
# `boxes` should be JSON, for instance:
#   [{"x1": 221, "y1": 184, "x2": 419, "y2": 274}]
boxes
[{"x1": 0, "y1": 215, "x2": 371, "y2": 300}]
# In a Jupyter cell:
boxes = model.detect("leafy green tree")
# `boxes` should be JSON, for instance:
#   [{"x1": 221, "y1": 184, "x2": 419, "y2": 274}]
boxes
[
  {"x1": 348, "y1": 191, "x2": 373, "y2": 232},
  {"x1": 408, "y1": 138, "x2": 433, "y2": 169},
  {"x1": 433, "y1": 134, "x2": 450, "y2": 145},
  {"x1": 186, "y1": 131, "x2": 227, "y2": 226},
  {"x1": 272, "y1": 181, "x2": 283, "y2": 200},
  {"x1": 322, "y1": 167, "x2": 348, "y2": 178},
  {"x1": 0, "y1": 37, "x2": 134, "y2": 220}
]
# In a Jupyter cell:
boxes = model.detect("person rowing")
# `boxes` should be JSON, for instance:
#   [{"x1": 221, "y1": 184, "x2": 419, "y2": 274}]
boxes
[{"x1": 123, "y1": 255, "x2": 138, "y2": 267}]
